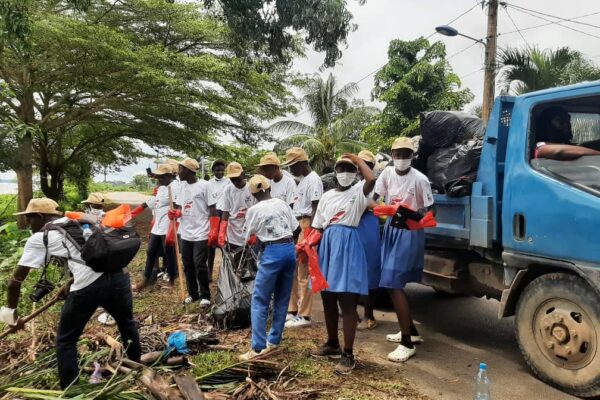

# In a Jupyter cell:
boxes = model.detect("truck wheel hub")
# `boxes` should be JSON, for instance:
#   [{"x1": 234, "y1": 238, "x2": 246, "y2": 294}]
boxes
[{"x1": 535, "y1": 299, "x2": 595, "y2": 369}]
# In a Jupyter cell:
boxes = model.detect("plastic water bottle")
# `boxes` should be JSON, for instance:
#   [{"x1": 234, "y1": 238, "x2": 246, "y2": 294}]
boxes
[
  {"x1": 474, "y1": 363, "x2": 491, "y2": 400},
  {"x1": 82, "y1": 224, "x2": 93, "y2": 242}
]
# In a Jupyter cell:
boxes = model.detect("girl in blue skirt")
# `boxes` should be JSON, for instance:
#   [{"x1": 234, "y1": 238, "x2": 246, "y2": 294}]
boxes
[
  {"x1": 374, "y1": 137, "x2": 434, "y2": 363},
  {"x1": 310, "y1": 153, "x2": 375, "y2": 374}
]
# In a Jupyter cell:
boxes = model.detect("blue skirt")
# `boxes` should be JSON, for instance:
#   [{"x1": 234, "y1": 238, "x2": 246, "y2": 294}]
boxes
[
  {"x1": 318, "y1": 225, "x2": 369, "y2": 295},
  {"x1": 379, "y1": 219, "x2": 425, "y2": 289},
  {"x1": 357, "y1": 211, "x2": 381, "y2": 290}
]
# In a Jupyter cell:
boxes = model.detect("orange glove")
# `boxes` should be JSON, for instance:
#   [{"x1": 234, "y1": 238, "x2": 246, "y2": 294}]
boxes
[
  {"x1": 373, "y1": 204, "x2": 399, "y2": 217},
  {"x1": 218, "y1": 220, "x2": 228, "y2": 248},
  {"x1": 168, "y1": 209, "x2": 181, "y2": 220},
  {"x1": 305, "y1": 229, "x2": 322, "y2": 247},
  {"x1": 208, "y1": 216, "x2": 220, "y2": 247},
  {"x1": 131, "y1": 205, "x2": 145, "y2": 218},
  {"x1": 247, "y1": 234, "x2": 257, "y2": 246}
]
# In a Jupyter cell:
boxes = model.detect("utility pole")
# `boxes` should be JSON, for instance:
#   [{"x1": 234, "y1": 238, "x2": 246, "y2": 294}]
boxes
[{"x1": 482, "y1": 0, "x2": 499, "y2": 122}]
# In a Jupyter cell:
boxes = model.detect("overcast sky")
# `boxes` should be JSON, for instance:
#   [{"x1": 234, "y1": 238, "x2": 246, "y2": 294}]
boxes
[{"x1": 3, "y1": 0, "x2": 599, "y2": 184}]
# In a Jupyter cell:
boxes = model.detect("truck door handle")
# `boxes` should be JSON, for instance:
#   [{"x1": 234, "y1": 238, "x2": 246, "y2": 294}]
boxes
[{"x1": 513, "y1": 213, "x2": 526, "y2": 241}]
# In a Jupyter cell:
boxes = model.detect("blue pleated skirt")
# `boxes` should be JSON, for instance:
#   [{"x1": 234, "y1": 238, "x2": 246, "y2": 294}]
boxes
[
  {"x1": 318, "y1": 225, "x2": 369, "y2": 295},
  {"x1": 357, "y1": 211, "x2": 381, "y2": 290},
  {"x1": 379, "y1": 219, "x2": 425, "y2": 289}
]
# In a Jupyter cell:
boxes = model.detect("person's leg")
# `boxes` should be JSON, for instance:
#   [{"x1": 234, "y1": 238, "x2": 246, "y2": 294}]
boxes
[
  {"x1": 163, "y1": 240, "x2": 177, "y2": 284},
  {"x1": 180, "y1": 239, "x2": 199, "y2": 300},
  {"x1": 250, "y1": 247, "x2": 278, "y2": 352},
  {"x1": 195, "y1": 240, "x2": 211, "y2": 301},
  {"x1": 207, "y1": 246, "x2": 216, "y2": 283},
  {"x1": 363, "y1": 290, "x2": 375, "y2": 321},
  {"x1": 101, "y1": 272, "x2": 141, "y2": 362},
  {"x1": 389, "y1": 288, "x2": 414, "y2": 348},
  {"x1": 143, "y1": 234, "x2": 162, "y2": 281},
  {"x1": 338, "y1": 293, "x2": 360, "y2": 354},
  {"x1": 56, "y1": 279, "x2": 102, "y2": 388},
  {"x1": 267, "y1": 244, "x2": 296, "y2": 346},
  {"x1": 321, "y1": 291, "x2": 340, "y2": 346},
  {"x1": 287, "y1": 266, "x2": 299, "y2": 315},
  {"x1": 296, "y1": 218, "x2": 312, "y2": 320}
]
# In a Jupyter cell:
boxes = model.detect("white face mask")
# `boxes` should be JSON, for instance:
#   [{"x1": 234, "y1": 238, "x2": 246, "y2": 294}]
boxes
[
  {"x1": 336, "y1": 172, "x2": 356, "y2": 187},
  {"x1": 87, "y1": 208, "x2": 103, "y2": 216},
  {"x1": 393, "y1": 158, "x2": 412, "y2": 172}
]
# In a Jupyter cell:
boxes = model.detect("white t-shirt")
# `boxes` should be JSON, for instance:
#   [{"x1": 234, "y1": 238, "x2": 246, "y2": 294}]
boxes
[
  {"x1": 270, "y1": 174, "x2": 296, "y2": 205},
  {"x1": 176, "y1": 180, "x2": 210, "y2": 241},
  {"x1": 146, "y1": 182, "x2": 179, "y2": 236},
  {"x1": 292, "y1": 171, "x2": 323, "y2": 218},
  {"x1": 243, "y1": 198, "x2": 299, "y2": 242},
  {"x1": 217, "y1": 183, "x2": 256, "y2": 246},
  {"x1": 374, "y1": 167, "x2": 434, "y2": 210},
  {"x1": 312, "y1": 184, "x2": 369, "y2": 230},
  {"x1": 18, "y1": 218, "x2": 103, "y2": 292},
  {"x1": 208, "y1": 178, "x2": 231, "y2": 208}
]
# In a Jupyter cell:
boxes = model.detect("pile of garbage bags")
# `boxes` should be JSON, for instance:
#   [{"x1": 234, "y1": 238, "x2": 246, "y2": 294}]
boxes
[{"x1": 415, "y1": 111, "x2": 485, "y2": 196}]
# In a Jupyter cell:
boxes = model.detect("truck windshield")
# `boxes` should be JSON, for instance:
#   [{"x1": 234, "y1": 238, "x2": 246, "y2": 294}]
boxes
[{"x1": 532, "y1": 156, "x2": 600, "y2": 197}]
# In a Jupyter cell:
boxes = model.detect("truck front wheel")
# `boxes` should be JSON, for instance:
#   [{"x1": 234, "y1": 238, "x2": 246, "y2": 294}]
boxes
[{"x1": 515, "y1": 273, "x2": 600, "y2": 398}]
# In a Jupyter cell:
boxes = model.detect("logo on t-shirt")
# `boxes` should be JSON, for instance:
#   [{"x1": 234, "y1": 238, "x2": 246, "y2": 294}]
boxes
[
  {"x1": 329, "y1": 211, "x2": 346, "y2": 224},
  {"x1": 236, "y1": 208, "x2": 248, "y2": 219}
]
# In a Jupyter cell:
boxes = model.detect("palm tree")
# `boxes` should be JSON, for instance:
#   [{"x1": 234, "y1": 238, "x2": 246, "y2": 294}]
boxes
[
  {"x1": 497, "y1": 46, "x2": 600, "y2": 95},
  {"x1": 270, "y1": 73, "x2": 379, "y2": 171}
]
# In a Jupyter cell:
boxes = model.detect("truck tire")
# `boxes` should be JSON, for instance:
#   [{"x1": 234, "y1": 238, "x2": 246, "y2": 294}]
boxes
[{"x1": 515, "y1": 273, "x2": 600, "y2": 398}]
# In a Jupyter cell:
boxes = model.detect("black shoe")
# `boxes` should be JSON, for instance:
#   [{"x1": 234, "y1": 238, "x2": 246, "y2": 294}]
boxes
[
  {"x1": 312, "y1": 342, "x2": 342, "y2": 357},
  {"x1": 335, "y1": 352, "x2": 356, "y2": 375}
]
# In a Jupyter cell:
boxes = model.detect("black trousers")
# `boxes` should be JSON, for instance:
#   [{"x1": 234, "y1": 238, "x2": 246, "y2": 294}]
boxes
[
  {"x1": 181, "y1": 239, "x2": 210, "y2": 301},
  {"x1": 144, "y1": 234, "x2": 176, "y2": 281},
  {"x1": 56, "y1": 271, "x2": 141, "y2": 389}
]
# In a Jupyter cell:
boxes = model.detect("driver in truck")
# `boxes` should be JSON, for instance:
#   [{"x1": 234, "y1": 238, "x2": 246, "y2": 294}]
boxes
[{"x1": 534, "y1": 106, "x2": 600, "y2": 160}]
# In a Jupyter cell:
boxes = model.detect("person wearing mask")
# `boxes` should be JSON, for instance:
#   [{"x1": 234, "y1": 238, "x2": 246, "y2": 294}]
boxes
[
  {"x1": 355, "y1": 150, "x2": 381, "y2": 331},
  {"x1": 0, "y1": 198, "x2": 141, "y2": 389},
  {"x1": 168, "y1": 158, "x2": 212, "y2": 306},
  {"x1": 281, "y1": 147, "x2": 323, "y2": 329},
  {"x1": 256, "y1": 153, "x2": 296, "y2": 207},
  {"x1": 374, "y1": 137, "x2": 434, "y2": 362},
  {"x1": 81, "y1": 192, "x2": 106, "y2": 220},
  {"x1": 216, "y1": 162, "x2": 255, "y2": 252},
  {"x1": 239, "y1": 175, "x2": 299, "y2": 361},
  {"x1": 310, "y1": 154, "x2": 375, "y2": 374},
  {"x1": 133, "y1": 164, "x2": 179, "y2": 290},
  {"x1": 207, "y1": 159, "x2": 230, "y2": 280}
]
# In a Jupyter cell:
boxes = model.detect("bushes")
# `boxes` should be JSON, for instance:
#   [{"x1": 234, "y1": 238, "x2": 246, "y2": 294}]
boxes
[{"x1": 0, "y1": 195, "x2": 18, "y2": 223}]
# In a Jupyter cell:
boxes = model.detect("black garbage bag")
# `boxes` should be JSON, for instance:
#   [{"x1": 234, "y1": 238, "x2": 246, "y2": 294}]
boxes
[
  {"x1": 444, "y1": 173, "x2": 478, "y2": 197},
  {"x1": 427, "y1": 139, "x2": 483, "y2": 195},
  {"x1": 211, "y1": 247, "x2": 257, "y2": 329},
  {"x1": 446, "y1": 139, "x2": 482, "y2": 182},
  {"x1": 420, "y1": 111, "x2": 485, "y2": 148},
  {"x1": 427, "y1": 145, "x2": 458, "y2": 192}
]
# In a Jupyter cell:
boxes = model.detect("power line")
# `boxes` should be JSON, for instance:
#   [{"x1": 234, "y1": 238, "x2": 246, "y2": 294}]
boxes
[
  {"x1": 507, "y1": 3, "x2": 600, "y2": 30},
  {"x1": 502, "y1": 4, "x2": 529, "y2": 48},
  {"x1": 447, "y1": 41, "x2": 481, "y2": 61},
  {"x1": 460, "y1": 68, "x2": 485, "y2": 80}
]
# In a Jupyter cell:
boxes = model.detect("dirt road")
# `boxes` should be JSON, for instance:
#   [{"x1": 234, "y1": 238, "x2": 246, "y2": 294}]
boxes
[{"x1": 312, "y1": 283, "x2": 577, "y2": 400}]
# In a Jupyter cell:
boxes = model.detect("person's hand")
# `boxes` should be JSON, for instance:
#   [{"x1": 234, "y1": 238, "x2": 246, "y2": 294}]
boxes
[
  {"x1": 208, "y1": 217, "x2": 220, "y2": 247},
  {"x1": 131, "y1": 205, "x2": 145, "y2": 218},
  {"x1": 342, "y1": 153, "x2": 361, "y2": 164},
  {"x1": 247, "y1": 234, "x2": 257, "y2": 246},
  {"x1": 168, "y1": 209, "x2": 182, "y2": 220},
  {"x1": 218, "y1": 221, "x2": 228, "y2": 248},
  {"x1": 0, "y1": 306, "x2": 17, "y2": 326}
]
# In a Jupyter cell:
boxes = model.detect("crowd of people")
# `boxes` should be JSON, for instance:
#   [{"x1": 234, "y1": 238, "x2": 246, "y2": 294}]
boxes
[{"x1": 0, "y1": 137, "x2": 435, "y2": 385}]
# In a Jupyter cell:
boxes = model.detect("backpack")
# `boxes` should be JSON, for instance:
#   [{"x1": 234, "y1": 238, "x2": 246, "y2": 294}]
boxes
[{"x1": 43, "y1": 220, "x2": 141, "y2": 273}]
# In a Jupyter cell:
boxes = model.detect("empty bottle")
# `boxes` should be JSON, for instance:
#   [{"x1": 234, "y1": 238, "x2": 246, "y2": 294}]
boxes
[
  {"x1": 82, "y1": 224, "x2": 93, "y2": 242},
  {"x1": 474, "y1": 362, "x2": 491, "y2": 400}
]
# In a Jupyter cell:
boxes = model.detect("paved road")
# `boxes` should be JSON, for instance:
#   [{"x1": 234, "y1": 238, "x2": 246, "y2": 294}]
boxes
[
  {"x1": 104, "y1": 191, "x2": 151, "y2": 205},
  {"x1": 312, "y1": 283, "x2": 578, "y2": 400}
]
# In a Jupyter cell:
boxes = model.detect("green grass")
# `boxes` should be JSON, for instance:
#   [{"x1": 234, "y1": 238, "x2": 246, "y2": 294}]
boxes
[{"x1": 190, "y1": 351, "x2": 237, "y2": 377}]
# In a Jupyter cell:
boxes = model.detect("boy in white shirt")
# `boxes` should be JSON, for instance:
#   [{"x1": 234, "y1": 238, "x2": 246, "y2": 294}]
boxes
[
  {"x1": 239, "y1": 175, "x2": 299, "y2": 361},
  {"x1": 207, "y1": 159, "x2": 230, "y2": 281},
  {"x1": 256, "y1": 153, "x2": 296, "y2": 207},
  {"x1": 168, "y1": 158, "x2": 212, "y2": 306}
]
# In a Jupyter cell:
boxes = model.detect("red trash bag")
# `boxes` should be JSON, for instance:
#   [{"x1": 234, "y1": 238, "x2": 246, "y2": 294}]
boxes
[{"x1": 101, "y1": 204, "x2": 132, "y2": 228}]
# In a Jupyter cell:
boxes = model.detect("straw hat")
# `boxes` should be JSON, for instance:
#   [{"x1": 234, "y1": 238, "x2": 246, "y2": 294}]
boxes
[
  {"x1": 334, "y1": 156, "x2": 357, "y2": 168},
  {"x1": 391, "y1": 137, "x2": 416, "y2": 152},
  {"x1": 358, "y1": 150, "x2": 376, "y2": 164},
  {"x1": 165, "y1": 159, "x2": 179, "y2": 174},
  {"x1": 82, "y1": 192, "x2": 105, "y2": 205},
  {"x1": 14, "y1": 198, "x2": 61, "y2": 216},
  {"x1": 177, "y1": 158, "x2": 200, "y2": 172},
  {"x1": 281, "y1": 147, "x2": 309, "y2": 167},
  {"x1": 256, "y1": 153, "x2": 281, "y2": 167},
  {"x1": 152, "y1": 164, "x2": 172, "y2": 176},
  {"x1": 249, "y1": 175, "x2": 271, "y2": 194},
  {"x1": 225, "y1": 162, "x2": 244, "y2": 178}
]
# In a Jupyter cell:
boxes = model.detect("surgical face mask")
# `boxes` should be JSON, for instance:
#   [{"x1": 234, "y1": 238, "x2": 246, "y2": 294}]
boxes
[
  {"x1": 336, "y1": 172, "x2": 356, "y2": 187},
  {"x1": 394, "y1": 158, "x2": 412, "y2": 172},
  {"x1": 87, "y1": 208, "x2": 103, "y2": 216}
]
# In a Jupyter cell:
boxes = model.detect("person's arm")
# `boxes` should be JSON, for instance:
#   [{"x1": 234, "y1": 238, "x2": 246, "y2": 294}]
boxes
[
  {"x1": 6, "y1": 266, "x2": 31, "y2": 309},
  {"x1": 536, "y1": 144, "x2": 600, "y2": 160},
  {"x1": 580, "y1": 139, "x2": 600, "y2": 151},
  {"x1": 209, "y1": 205, "x2": 218, "y2": 217}
]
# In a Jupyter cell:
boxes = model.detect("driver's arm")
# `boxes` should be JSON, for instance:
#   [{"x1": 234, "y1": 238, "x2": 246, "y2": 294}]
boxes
[
  {"x1": 580, "y1": 139, "x2": 600, "y2": 151},
  {"x1": 536, "y1": 144, "x2": 600, "y2": 161}
]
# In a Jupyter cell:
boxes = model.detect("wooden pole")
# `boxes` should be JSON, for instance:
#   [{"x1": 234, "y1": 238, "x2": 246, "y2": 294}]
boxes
[
  {"x1": 482, "y1": 0, "x2": 499, "y2": 122},
  {"x1": 167, "y1": 185, "x2": 186, "y2": 303}
]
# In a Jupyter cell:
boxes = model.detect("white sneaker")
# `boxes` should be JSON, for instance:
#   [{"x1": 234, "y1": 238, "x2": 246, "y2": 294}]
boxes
[
  {"x1": 200, "y1": 299, "x2": 211, "y2": 307},
  {"x1": 385, "y1": 331, "x2": 424, "y2": 344},
  {"x1": 285, "y1": 316, "x2": 312, "y2": 328},
  {"x1": 239, "y1": 345, "x2": 276, "y2": 361},
  {"x1": 183, "y1": 296, "x2": 195, "y2": 305},
  {"x1": 285, "y1": 313, "x2": 296, "y2": 322},
  {"x1": 387, "y1": 344, "x2": 416, "y2": 362},
  {"x1": 97, "y1": 312, "x2": 116, "y2": 326},
  {"x1": 162, "y1": 273, "x2": 170, "y2": 282}
]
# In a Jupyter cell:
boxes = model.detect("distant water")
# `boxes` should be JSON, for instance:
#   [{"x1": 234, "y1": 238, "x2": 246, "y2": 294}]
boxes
[{"x1": 0, "y1": 182, "x2": 18, "y2": 195}]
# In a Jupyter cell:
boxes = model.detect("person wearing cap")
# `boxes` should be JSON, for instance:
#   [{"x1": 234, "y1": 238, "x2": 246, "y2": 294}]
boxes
[
  {"x1": 309, "y1": 153, "x2": 375, "y2": 374},
  {"x1": 167, "y1": 158, "x2": 212, "y2": 306},
  {"x1": 355, "y1": 150, "x2": 382, "y2": 331},
  {"x1": 281, "y1": 147, "x2": 323, "y2": 329},
  {"x1": 0, "y1": 198, "x2": 141, "y2": 388},
  {"x1": 132, "y1": 163, "x2": 179, "y2": 290},
  {"x1": 256, "y1": 152, "x2": 296, "y2": 207},
  {"x1": 82, "y1": 192, "x2": 106, "y2": 219},
  {"x1": 239, "y1": 175, "x2": 299, "y2": 361},
  {"x1": 373, "y1": 137, "x2": 434, "y2": 363},
  {"x1": 207, "y1": 159, "x2": 230, "y2": 280},
  {"x1": 216, "y1": 162, "x2": 255, "y2": 251}
]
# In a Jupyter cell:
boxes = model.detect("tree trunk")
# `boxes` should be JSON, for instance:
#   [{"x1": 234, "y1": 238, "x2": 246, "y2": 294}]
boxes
[{"x1": 15, "y1": 134, "x2": 33, "y2": 229}]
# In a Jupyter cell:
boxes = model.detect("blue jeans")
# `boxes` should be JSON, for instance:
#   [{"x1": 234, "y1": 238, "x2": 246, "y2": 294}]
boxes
[{"x1": 251, "y1": 242, "x2": 296, "y2": 351}]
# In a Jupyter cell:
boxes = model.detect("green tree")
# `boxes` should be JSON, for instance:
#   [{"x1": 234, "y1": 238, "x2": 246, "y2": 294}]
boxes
[
  {"x1": 372, "y1": 37, "x2": 474, "y2": 138},
  {"x1": 497, "y1": 46, "x2": 600, "y2": 95},
  {"x1": 271, "y1": 73, "x2": 379, "y2": 171}
]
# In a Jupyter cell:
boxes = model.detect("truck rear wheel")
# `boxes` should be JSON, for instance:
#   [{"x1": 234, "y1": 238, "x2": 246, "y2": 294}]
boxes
[{"x1": 515, "y1": 273, "x2": 600, "y2": 398}]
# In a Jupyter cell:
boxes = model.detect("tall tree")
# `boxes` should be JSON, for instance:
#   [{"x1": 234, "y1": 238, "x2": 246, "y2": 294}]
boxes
[
  {"x1": 497, "y1": 46, "x2": 600, "y2": 95},
  {"x1": 271, "y1": 73, "x2": 379, "y2": 171},
  {"x1": 372, "y1": 37, "x2": 474, "y2": 138}
]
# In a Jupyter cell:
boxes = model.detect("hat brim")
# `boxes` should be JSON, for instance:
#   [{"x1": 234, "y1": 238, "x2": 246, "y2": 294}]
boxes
[
  {"x1": 14, "y1": 210, "x2": 62, "y2": 216},
  {"x1": 81, "y1": 200, "x2": 103, "y2": 205},
  {"x1": 176, "y1": 162, "x2": 199, "y2": 172},
  {"x1": 226, "y1": 171, "x2": 243, "y2": 178},
  {"x1": 281, "y1": 158, "x2": 306, "y2": 167},
  {"x1": 334, "y1": 159, "x2": 357, "y2": 168},
  {"x1": 255, "y1": 161, "x2": 280, "y2": 167}
]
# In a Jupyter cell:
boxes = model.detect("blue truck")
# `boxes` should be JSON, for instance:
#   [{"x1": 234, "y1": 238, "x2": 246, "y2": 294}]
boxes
[{"x1": 421, "y1": 82, "x2": 600, "y2": 398}]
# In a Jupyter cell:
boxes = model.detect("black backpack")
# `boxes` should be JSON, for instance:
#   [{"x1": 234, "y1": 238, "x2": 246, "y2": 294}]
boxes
[{"x1": 43, "y1": 220, "x2": 141, "y2": 273}]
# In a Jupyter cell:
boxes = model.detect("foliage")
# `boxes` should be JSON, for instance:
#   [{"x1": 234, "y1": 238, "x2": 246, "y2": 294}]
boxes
[
  {"x1": 497, "y1": 46, "x2": 600, "y2": 95},
  {"x1": 130, "y1": 175, "x2": 153, "y2": 192},
  {"x1": 372, "y1": 37, "x2": 474, "y2": 138},
  {"x1": 0, "y1": 222, "x2": 30, "y2": 270},
  {"x1": 0, "y1": 194, "x2": 17, "y2": 223},
  {"x1": 271, "y1": 73, "x2": 379, "y2": 172}
]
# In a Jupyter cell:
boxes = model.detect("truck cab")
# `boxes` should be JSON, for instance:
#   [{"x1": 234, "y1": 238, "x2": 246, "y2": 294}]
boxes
[{"x1": 421, "y1": 82, "x2": 600, "y2": 398}]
